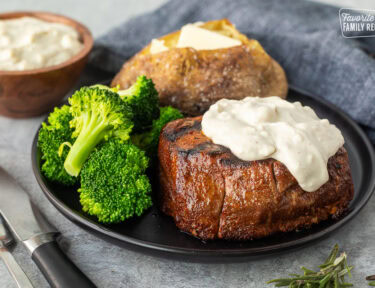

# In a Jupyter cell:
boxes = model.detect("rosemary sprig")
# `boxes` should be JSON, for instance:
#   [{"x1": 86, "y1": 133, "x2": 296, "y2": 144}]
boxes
[
  {"x1": 267, "y1": 244, "x2": 353, "y2": 288},
  {"x1": 366, "y1": 275, "x2": 375, "y2": 286}
]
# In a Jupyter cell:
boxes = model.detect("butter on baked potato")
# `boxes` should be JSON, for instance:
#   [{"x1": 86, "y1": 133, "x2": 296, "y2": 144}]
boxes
[{"x1": 111, "y1": 19, "x2": 288, "y2": 116}]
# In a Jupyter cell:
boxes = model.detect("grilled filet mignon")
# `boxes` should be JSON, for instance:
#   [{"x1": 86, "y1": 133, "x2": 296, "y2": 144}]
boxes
[{"x1": 158, "y1": 116, "x2": 354, "y2": 240}]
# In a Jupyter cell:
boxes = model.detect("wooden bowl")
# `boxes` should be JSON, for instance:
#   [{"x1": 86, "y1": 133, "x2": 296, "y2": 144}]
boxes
[{"x1": 0, "y1": 12, "x2": 93, "y2": 118}]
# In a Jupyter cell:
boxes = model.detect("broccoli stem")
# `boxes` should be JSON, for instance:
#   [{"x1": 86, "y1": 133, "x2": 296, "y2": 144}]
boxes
[
  {"x1": 64, "y1": 112, "x2": 110, "y2": 177},
  {"x1": 117, "y1": 85, "x2": 135, "y2": 99}
]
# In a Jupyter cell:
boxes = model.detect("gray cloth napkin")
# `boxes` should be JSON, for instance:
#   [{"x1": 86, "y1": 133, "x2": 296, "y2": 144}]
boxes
[{"x1": 89, "y1": 0, "x2": 375, "y2": 143}]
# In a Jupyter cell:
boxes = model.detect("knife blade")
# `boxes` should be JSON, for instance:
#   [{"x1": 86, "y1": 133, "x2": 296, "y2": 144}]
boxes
[
  {"x1": 0, "y1": 216, "x2": 34, "y2": 288},
  {"x1": 0, "y1": 168, "x2": 56, "y2": 243},
  {"x1": 0, "y1": 168, "x2": 96, "y2": 288}
]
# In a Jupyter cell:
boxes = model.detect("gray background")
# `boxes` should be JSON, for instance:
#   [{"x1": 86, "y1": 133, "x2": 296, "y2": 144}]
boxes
[{"x1": 1, "y1": 0, "x2": 374, "y2": 287}]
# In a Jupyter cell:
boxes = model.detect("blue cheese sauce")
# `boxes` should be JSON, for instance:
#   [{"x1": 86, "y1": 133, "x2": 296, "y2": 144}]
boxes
[
  {"x1": 0, "y1": 17, "x2": 83, "y2": 71},
  {"x1": 202, "y1": 97, "x2": 345, "y2": 192}
]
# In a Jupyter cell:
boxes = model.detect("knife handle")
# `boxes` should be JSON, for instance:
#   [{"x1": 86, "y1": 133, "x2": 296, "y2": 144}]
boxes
[{"x1": 31, "y1": 241, "x2": 96, "y2": 288}]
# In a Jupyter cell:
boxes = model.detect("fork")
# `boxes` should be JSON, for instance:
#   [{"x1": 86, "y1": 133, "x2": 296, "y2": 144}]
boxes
[{"x1": 0, "y1": 216, "x2": 34, "y2": 288}]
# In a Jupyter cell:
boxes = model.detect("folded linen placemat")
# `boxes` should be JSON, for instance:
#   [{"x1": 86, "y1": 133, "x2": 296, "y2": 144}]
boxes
[{"x1": 89, "y1": 0, "x2": 375, "y2": 143}]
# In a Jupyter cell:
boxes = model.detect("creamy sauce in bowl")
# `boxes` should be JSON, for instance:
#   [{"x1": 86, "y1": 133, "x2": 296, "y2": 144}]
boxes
[
  {"x1": 202, "y1": 97, "x2": 345, "y2": 192},
  {"x1": 0, "y1": 17, "x2": 84, "y2": 71}
]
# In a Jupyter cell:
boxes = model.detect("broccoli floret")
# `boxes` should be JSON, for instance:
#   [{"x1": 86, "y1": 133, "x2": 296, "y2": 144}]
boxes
[
  {"x1": 91, "y1": 76, "x2": 159, "y2": 132},
  {"x1": 132, "y1": 106, "x2": 183, "y2": 157},
  {"x1": 38, "y1": 105, "x2": 77, "y2": 186},
  {"x1": 117, "y1": 76, "x2": 159, "y2": 133},
  {"x1": 63, "y1": 87, "x2": 133, "y2": 177},
  {"x1": 79, "y1": 139, "x2": 152, "y2": 223}
]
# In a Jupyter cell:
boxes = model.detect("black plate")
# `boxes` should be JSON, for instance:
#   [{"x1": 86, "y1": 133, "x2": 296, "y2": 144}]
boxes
[{"x1": 32, "y1": 87, "x2": 375, "y2": 262}]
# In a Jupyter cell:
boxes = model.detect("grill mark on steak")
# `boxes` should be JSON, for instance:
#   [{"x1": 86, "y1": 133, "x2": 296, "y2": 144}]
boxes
[
  {"x1": 177, "y1": 141, "x2": 228, "y2": 156},
  {"x1": 219, "y1": 156, "x2": 256, "y2": 168},
  {"x1": 177, "y1": 141, "x2": 213, "y2": 155},
  {"x1": 162, "y1": 119, "x2": 201, "y2": 142}
]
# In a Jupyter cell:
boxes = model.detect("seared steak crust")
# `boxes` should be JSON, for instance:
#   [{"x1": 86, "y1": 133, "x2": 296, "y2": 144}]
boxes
[{"x1": 158, "y1": 117, "x2": 354, "y2": 240}]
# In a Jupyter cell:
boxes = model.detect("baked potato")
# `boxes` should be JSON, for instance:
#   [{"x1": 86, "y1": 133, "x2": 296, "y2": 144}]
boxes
[{"x1": 112, "y1": 19, "x2": 288, "y2": 116}]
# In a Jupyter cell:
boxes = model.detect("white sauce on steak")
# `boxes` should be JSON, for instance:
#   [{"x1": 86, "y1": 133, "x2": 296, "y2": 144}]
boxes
[{"x1": 202, "y1": 96, "x2": 345, "y2": 192}]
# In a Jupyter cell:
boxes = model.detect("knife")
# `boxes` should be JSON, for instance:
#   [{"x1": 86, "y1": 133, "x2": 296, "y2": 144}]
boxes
[
  {"x1": 0, "y1": 168, "x2": 96, "y2": 288},
  {"x1": 0, "y1": 216, "x2": 34, "y2": 288}
]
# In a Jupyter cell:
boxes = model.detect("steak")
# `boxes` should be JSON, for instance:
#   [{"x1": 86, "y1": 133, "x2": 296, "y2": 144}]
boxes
[{"x1": 158, "y1": 116, "x2": 354, "y2": 240}]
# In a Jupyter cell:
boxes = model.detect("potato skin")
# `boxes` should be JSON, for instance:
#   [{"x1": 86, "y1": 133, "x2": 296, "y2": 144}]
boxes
[{"x1": 112, "y1": 20, "x2": 288, "y2": 116}]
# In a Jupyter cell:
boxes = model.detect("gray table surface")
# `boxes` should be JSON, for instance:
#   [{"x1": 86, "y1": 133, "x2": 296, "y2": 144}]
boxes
[{"x1": 1, "y1": 1, "x2": 374, "y2": 287}]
